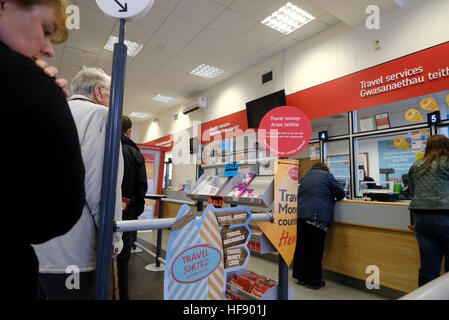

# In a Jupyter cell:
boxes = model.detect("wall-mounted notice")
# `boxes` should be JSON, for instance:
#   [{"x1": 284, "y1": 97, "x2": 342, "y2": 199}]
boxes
[
  {"x1": 309, "y1": 143, "x2": 320, "y2": 160},
  {"x1": 420, "y1": 97, "x2": 439, "y2": 111},
  {"x1": 164, "y1": 205, "x2": 251, "y2": 300},
  {"x1": 405, "y1": 108, "x2": 424, "y2": 122}
]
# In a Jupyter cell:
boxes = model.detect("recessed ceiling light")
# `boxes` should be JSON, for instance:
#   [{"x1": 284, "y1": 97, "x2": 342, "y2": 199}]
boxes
[
  {"x1": 129, "y1": 112, "x2": 149, "y2": 119},
  {"x1": 153, "y1": 94, "x2": 176, "y2": 103},
  {"x1": 190, "y1": 64, "x2": 224, "y2": 79},
  {"x1": 261, "y1": 2, "x2": 315, "y2": 35},
  {"x1": 104, "y1": 36, "x2": 144, "y2": 57}
]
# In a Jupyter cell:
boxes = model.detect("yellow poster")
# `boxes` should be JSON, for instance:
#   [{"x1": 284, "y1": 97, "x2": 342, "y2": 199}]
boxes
[
  {"x1": 394, "y1": 136, "x2": 410, "y2": 150},
  {"x1": 420, "y1": 97, "x2": 439, "y2": 111},
  {"x1": 446, "y1": 93, "x2": 449, "y2": 106},
  {"x1": 257, "y1": 159, "x2": 299, "y2": 266},
  {"x1": 405, "y1": 109, "x2": 424, "y2": 122}
]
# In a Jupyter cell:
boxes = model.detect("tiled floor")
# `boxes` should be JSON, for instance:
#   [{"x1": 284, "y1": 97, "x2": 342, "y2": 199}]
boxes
[{"x1": 130, "y1": 230, "x2": 388, "y2": 300}]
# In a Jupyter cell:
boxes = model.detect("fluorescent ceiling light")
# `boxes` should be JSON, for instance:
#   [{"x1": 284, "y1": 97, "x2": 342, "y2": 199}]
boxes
[
  {"x1": 104, "y1": 36, "x2": 144, "y2": 57},
  {"x1": 261, "y1": 2, "x2": 315, "y2": 35},
  {"x1": 153, "y1": 94, "x2": 176, "y2": 103},
  {"x1": 190, "y1": 64, "x2": 224, "y2": 79},
  {"x1": 129, "y1": 112, "x2": 149, "y2": 119}
]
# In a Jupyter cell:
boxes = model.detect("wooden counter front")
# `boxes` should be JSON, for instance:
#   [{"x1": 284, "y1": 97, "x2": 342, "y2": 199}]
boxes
[{"x1": 323, "y1": 222, "x2": 419, "y2": 293}]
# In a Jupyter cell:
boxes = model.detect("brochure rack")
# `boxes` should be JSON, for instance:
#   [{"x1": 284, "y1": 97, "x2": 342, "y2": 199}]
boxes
[{"x1": 186, "y1": 174, "x2": 230, "y2": 202}]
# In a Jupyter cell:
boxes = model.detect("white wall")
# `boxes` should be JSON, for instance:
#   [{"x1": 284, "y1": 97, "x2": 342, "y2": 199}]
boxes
[{"x1": 285, "y1": 0, "x2": 449, "y2": 94}]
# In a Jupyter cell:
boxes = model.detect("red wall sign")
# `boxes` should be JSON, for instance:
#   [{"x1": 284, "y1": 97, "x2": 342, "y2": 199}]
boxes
[
  {"x1": 258, "y1": 106, "x2": 311, "y2": 158},
  {"x1": 286, "y1": 41, "x2": 449, "y2": 120},
  {"x1": 145, "y1": 42, "x2": 448, "y2": 146}
]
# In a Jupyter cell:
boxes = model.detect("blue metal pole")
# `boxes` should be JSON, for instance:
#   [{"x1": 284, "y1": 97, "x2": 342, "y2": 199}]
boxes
[{"x1": 94, "y1": 18, "x2": 127, "y2": 300}]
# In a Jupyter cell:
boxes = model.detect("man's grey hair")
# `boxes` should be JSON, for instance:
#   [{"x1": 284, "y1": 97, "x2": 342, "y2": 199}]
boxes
[{"x1": 71, "y1": 67, "x2": 111, "y2": 97}]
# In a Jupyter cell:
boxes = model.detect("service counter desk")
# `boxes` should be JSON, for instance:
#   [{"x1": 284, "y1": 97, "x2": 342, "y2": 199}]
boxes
[
  {"x1": 161, "y1": 190, "x2": 197, "y2": 218},
  {"x1": 324, "y1": 199, "x2": 419, "y2": 294}
]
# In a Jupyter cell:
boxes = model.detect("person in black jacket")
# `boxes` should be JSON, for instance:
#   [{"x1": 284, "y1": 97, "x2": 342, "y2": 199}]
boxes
[
  {"x1": 293, "y1": 162, "x2": 345, "y2": 289},
  {"x1": 117, "y1": 115, "x2": 148, "y2": 300},
  {"x1": 0, "y1": 0, "x2": 85, "y2": 299}
]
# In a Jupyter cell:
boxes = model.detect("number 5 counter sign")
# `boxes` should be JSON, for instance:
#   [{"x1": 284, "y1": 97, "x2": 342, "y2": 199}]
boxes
[{"x1": 164, "y1": 205, "x2": 251, "y2": 300}]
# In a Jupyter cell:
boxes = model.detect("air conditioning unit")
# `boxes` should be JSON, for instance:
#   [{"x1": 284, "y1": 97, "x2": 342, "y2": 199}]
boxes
[{"x1": 182, "y1": 96, "x2": 207, "y2": 115}]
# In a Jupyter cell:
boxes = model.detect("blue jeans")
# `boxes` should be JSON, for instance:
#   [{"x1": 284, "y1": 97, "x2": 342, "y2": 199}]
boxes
[{"x1": 414, "y1": 212, "x2": 449, "y2": 286}]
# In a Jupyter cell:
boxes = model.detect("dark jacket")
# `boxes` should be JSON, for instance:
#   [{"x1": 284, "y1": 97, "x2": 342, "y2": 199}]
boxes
[
  {"x1": 408, "y1": 156, "x2": 449, "y2": 211},
  {"x1": 297, "y1": 168, "x2": 346, "y2": 226},
  {"x1": 1, "y1": 41, "x2": 85, "y2": 298},
  {"x1": 121, "y1": 135, "x2": 148, "y2": 220}
]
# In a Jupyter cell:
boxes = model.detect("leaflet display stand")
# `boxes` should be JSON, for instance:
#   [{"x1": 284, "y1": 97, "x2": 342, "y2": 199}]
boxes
[
  {"x1": 222, "y1": 175, "x2": 274, "y2": 208},
  {"x1": 186, "y1": 174, "x2": 230, "y2": 202}
]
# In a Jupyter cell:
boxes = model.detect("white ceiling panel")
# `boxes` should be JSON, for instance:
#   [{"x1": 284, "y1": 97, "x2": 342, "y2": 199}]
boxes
[
  {"x1": 175, "y1": 0, "x2": 227, "y2": 26},
  {"x1": 46, "y1": 0, "x2": 412, "y2": 119},
  {"x1": 208, "y1": 9, "x2": 258, "y2": 37},
  {"x1": 240, "y1": 23, "x2": 286, "y2": 50},
  {"x1": 132, "y1": 6, "x2": 171, "y2": 30},
  {"x1": 153, "y1": 0, "x2": 182, "y2": 12},
  {"x1": 176, "y1": 43, "x2": 218, "y2": 64},
  {"x1": 158, "y1": 13, "x2": 204, "y2": 42},
  {"x1": 191, "y1": 27, "x2": 234, "y2": 52},
  {"x1": 230, "y1": 0, "x2": 286, "y2": 22},
  {"x1": 287, "y1": 19, "x2": 331, "y2": 42},
  {"x1": 110, "y1": 22, "x2": 156, "y2": 46},
  {"x1": 146, "y1": 31, "x2": 189, "y2": 55}
]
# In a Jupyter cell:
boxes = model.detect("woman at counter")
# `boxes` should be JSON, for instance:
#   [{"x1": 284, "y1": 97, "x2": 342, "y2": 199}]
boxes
[
  {"x1": 408, "y1": 134, "x2": 449, "y2": 286},
  {"x1": 293, "y1": 161, "x2": 345, "y2": 289}
]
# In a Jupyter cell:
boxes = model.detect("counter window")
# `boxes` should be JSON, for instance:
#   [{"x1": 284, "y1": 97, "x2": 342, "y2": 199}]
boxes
[
  {"x1": 354, "y1": 90, "x2": 449, "y2": 133},
  {"x1": 324, "y1": 139, "x2": 350, "y2": 198},
  {"x1": 354, "y1": 129, "x2": 431, "y2": 198},
  {"x1": 311, "y1": 113, "x2": 349, "y2": 138},
  {"x1": 438, "y1": 125, "x2": 449, "y2": 137}
]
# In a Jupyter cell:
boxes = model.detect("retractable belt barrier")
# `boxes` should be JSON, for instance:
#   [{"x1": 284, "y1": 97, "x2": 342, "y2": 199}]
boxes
[{"x1": 115, "y1": 212, "x2": 273, "y2": 232}]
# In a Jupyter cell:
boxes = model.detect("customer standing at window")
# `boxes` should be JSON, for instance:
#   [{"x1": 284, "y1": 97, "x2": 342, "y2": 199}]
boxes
[
  {"x1": 293, "y1": 162, "x2": 345, "y2": 289},
  {"x1": 408, "y1": 134, "x2": 449, "y2": 286}
]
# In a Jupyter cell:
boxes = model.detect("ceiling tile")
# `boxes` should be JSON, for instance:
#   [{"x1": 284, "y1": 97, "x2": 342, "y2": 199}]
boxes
[
  {"x1": 132, "y1": 6, "x2": 171, "y2": 30},
  {"x1": 158, "y1": 13, "x2": 205, "y2": 42},
  {"x1": 240, "y1": 23, "x2": 286, "y2": 49},
  {"x1": 154, "y1": 0, "x2": 182, "y2": 12},
  {"x1": 61, "y1": 46, "x2": 98, "y2": 69},
  {"x1": 66, "y1": 28, "x2": 109, "y2": 54},
  {"x1": 175, "y1": 0, "x2": 227, "y2": 25},
  {"x1": 287, "y1": 19, "x2": 331, "y2": 42},
  {"x1": 146, "y1": 31, "x2": 189, "y2": 54},
  {"x1": 77, "y1": 4, "x2": 116, "y2": 34},
  {"x1": 176, "y1": 43, "x2": 218, "y2": 64},
  {"x1": 110, "y1": 22, "x2": 156, "y2": 45},
  {"x1": 230, "y1": 0, "x2": 286, "y2": 21},
  {"x1": 265, "y1": 36, "x2": 299, "y2": 54},
  {"x1": 191, "y1": 28, "x2": 234, "y2": 52},
  {"x1": 208, "y1": 9, "x2": 258, "y2": 37},
  {"x1": 137, "y1": 44, "x2": 175, "y2": 65},
  {"x1": 213, "y1": 0, "x2": 236, "y2": 6}
]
